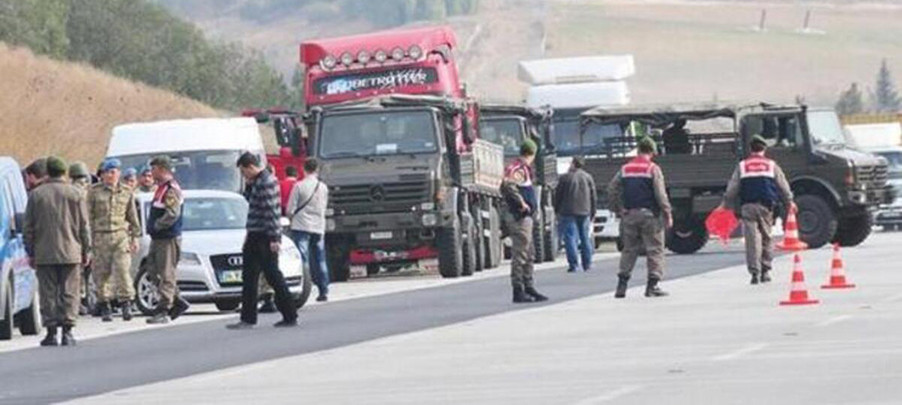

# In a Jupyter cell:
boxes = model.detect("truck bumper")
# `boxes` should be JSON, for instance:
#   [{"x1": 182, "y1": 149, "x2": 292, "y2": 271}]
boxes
[
  {"x1": 329, "y1": 210, "x2": 450, "y2": 265},
  {"x1": 848, "y1": 188, "x2": 893, "y2": 206}
]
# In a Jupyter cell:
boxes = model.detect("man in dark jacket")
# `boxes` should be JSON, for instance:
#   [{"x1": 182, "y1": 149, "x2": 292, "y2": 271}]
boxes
[{"x1": 554, "y1": 156, "x2": 597, "y2": 272}]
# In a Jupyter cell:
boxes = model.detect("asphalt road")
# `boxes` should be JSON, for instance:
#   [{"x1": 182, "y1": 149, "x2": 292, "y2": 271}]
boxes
[{"x1": 0, "y1": 247, "x2": 749, "y2": 404}]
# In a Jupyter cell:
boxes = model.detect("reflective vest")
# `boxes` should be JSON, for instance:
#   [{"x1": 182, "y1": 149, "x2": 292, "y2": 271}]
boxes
[
  {"x1": 147, "y1": 179, "x2": 183, "y2": 239},
  {"x1": 738, "y1": 154, "x2": 780, "y2": 208},
  {"x1": 620, "y1": 155, "x2": 660, "y2": 214}
]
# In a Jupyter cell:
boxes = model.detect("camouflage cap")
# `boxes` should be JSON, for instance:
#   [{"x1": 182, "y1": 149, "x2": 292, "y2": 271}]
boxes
[
  {"x1": 750, "y1": 134, "x2": 768, "y2": 147},
  {"x1": 149, "y1": 155, "x2": 173, "y2": 171},
  {"x1": 68, "y1": 161, "x2": 89, "y2": 178},
  {"x1": 520, "y1": 139, "x2": 538, "y2": 156},
  {"x1": 637, "y1": 136, "x2": 658, "y2": 154},
  {"x1": 46, "y1": 156, "x2": 68, "y2": 178}
]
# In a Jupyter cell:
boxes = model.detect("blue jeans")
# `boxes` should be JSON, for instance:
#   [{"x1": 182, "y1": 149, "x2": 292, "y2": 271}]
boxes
[
  {"x1": 290, "y1": 230, "x2": 329, "y2": 297},
  {"x1": 560, "y1": 215, "x2": 593, "y2": 271}
]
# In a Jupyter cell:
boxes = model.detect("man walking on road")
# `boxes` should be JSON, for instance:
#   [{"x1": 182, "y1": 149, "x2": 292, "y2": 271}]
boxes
[
  {"x1": 24, "y1": 156, "x2": 91, "y2": 346},
  {"x1": 720, "y1": 135, "x2": 795, "y2": 285},
  {"x1": 228, "y1": 152, "x2": 298, "y2": 329},
  {"x1": 145, "y1": 156, "x2": 191, "y2": 324},
  {"x1": 502, "y1": 140, "x2": 548, "y2": 304},
  {"x1": 608, "y1": 137, "x2": 673, "y2": 299},
  {"x1": 554, "y1": 156, "x2": 597, "y2": 272},
  {"x1": 88, "y1": 159, "x2": 141, "y2": 322},
  {"x1": 287, "y1": 159, "x2": 330, "y2": 302}
]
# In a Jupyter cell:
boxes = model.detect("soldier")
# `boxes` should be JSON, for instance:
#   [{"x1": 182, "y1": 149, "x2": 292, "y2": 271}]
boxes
[
  {"x1": 69, "y1": 162, "x2": 92, "y2": 190},
  {"x1": 88, "y1": 159, "x2": 141, "y2": 322},
  {"x1": 137, "y1": 165, "x2": 157, "y2": 193},
  {"x1": 720, "y1": 135, "x2": 795, "y2": 284},
  {"x1": 24, "y1": 156, "x2": 91, "y2": 346},
  {"x1": 122, "y1": 167, "x2": 138, "y2": 190},
  {"x1": 502, "y1": 140, "x2": 548, "y2": 304},
  {"x1": 68, "y1": 161, "x2": 95, "y2": 316},
  {"x1": 23, "y1": 158, "x2": 48, "y2": 192},
  {"x1": 608, "y1": 137, "x2": 673, "y2": 298},
  {"x1": 145, "y1": 156, "x2": 191, "y2": 324}
]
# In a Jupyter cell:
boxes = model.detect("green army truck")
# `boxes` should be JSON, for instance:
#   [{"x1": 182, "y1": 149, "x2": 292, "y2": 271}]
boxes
[
  {"x1": 479, "y1": 104, "x2": 559, "y2": 263},
  {"x1": 578, "y1": 103, "x2": 891, "y2": 254}
]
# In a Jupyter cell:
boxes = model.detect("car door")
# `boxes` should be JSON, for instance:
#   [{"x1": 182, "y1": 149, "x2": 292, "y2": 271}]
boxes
[
  {"x1": 0, "y1": 173, "x2": 34, "y2": 314},
  {"x1": 740, "y1": 113, "x2": 808, "y2": 179}
]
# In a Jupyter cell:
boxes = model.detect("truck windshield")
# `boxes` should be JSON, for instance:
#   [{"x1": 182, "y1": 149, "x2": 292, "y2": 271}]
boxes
[
  {"x1": 319, "y1": 110, "x2": 439, "y2": 159},
  {"x1": 554, "y1": 119, "x2": 625, "y2": 156},
  {"x1": 807, "y1": 111, "x2": 847, "y2": 146},
  {"x1": 480, "y1": 118, "x2": 524, "y2": 156},
  {"x1": 116, "y1": 150, "x2": 242, "y2": 192}
]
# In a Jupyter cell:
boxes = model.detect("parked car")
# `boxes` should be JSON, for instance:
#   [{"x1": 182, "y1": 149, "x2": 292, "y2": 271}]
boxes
[
  {"x1": 871, "y1": 147, "x2": 902, "y2": 230},
  {"x1": 0, "y1": 157, "x2": 41, "y2": 340},
  {"x1": 131, "y1": 190, "x2": 311, "y2": 314}
]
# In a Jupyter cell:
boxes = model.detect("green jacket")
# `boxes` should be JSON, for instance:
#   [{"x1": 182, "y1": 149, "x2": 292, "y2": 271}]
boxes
[{"x1": 24, "y1": 178, "x2": 92, "y2": 265}]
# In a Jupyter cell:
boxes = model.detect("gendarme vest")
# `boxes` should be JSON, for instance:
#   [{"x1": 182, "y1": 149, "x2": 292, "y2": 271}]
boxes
[
  {"x1": 739, "y1": 154, "x2": 780, "y2": 208},
  {"x1": 147, "y1": 180, "x2": 183, "y2": 239},
  {"x1": 620, "y1": 155, "x2": 660, "y2": 214}
]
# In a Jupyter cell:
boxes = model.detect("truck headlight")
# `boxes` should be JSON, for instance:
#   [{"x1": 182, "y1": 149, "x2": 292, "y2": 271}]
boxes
[
  {"x1": 326, "y1": 218, "x2": 336, "y2": 231},
  {"x1": 420, "y1": 202, "x2": 435, "y2": 211},
  {"x1": 422, "y1": 213, "x2": 438, "y2": 226},
  {"x1": 178, "y1": 252, "x2": 202, "y2": 267}
]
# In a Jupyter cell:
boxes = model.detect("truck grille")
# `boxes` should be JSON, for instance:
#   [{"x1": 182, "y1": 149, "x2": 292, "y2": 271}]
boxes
[
  {"x1": 331, "y1": 174, "x2": 430, "y2": 214},
  {"x1": 858, "y1": 164, "x2": 889, "y2": 188}
]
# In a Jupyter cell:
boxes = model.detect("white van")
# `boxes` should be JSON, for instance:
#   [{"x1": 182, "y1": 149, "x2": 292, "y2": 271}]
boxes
[{"x1": 106, "y1": 118, "x2": 266, "y2": 192}]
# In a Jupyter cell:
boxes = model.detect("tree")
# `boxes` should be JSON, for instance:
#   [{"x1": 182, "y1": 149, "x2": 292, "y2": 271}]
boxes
[
  {"x1": 835, "y1": 82, "x2": 864, "y2": 116},
  {"x1": 874, "y1": 59, "x2": 901, "y2": 113}
]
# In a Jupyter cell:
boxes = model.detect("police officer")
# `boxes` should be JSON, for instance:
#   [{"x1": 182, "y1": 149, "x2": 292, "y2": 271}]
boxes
[
  {"x1": 720, "y1": 135, "x2": 794, "y2": 284},
  {"x1": 145, "y1": 156, "x2": 191, "y2": 324},
  {"x1": 608, "y1": 137, "x2": 673, "y2": 298},
  {"x1": 502, "y1": 140, "x2": 548, "y2": 304},
  {"x1": 88, "y1": 159, "x2": 141, "y2": 322}
]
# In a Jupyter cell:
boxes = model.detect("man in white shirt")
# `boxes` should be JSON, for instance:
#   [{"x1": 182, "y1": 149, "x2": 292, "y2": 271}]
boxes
[{"x1": 287, "y1": 159, "x2": 330, "y2": 301}]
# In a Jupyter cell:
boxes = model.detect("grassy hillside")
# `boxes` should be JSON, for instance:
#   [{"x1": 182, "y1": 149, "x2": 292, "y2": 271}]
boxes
[{"x1": 0, "y1": 43, "x2": 220, "y2": 167}]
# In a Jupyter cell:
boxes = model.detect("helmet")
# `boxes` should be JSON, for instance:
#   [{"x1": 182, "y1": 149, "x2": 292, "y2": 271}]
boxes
[{"x1": 69, "y1": 161, "x2": 90, "y2": 178}]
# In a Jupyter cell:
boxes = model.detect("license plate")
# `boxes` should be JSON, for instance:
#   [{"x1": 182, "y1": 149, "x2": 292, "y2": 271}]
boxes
[
  {"x1": 219, "y1": 270, "x2": 243, "y2": 283},
  {"x1": 371, "y1": 231, "x2": 393, "y2": 240}
]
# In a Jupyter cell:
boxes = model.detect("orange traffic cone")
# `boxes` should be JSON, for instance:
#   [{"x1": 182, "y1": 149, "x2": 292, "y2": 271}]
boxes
[
  {"x1": 822, "y1": 243, "x2": 855, "y2": 289},
  {"x1": 777, "y1": 206, "x2": 808, "y2": 251},
  {"x1": 780, "y1": 254, "x2": 819, "y2": 306}
]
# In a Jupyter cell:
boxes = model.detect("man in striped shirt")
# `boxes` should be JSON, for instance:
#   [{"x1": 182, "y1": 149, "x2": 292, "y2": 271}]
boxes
[{"x1": 227, "y1": 152, "x2": 298, "y2": 329}]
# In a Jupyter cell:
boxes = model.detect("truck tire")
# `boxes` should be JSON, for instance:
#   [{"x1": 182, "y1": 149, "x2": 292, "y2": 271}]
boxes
[
  {"x1": 832, "y1": 212, "x2": 873, "y2": 247},
  {"x1": 326, "y1": 235, "x2": 351, "y2": 282},
  {"x1": 134, "y1": 265, "x2": 159, "y2": 316},
  {"x1": 214, "y1": 300, "x2": 240, "y2": 312},
  {"x1": 17, "y1": 288, "x2": 40, "y2": 336},
  {"x1": 532, "y1": 210, "x2": 546, "y2": 263},
  {"x1": 666, "y1": 216, "x2": 708, "y2": 254},
  {"x1": 485, "y1": 205, "x2": 502, "y2": 269},
  {"x1": 462, "y1": 212, "x2": 478, "y2": 277},
  {"x1": 472, "y1": 205, "x2": 485, "y2": 272},
  {"x1": 543, "y1": 209, "x2": 559, "y2": 262},
  {"x1": 437, "y1": 216, "x2": 464, "y2": 278},
  {"x1": 1, "y1": 281, "x2": 13, "y2": 340},
  {"x1": 795, "y1": 194, "x2": 837, "y2": 249}
]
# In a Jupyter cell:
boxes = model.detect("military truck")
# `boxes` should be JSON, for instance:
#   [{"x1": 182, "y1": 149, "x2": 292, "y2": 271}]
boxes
[
  {"x1": 578, "y1": 103, "x2": 891, "y2": 253},
  {"x1": 479, "y1": 104, "x2": 558, "y2": 263},
  {"x1": 309, "y1": 95, "x2": 504, "y2": 281}
]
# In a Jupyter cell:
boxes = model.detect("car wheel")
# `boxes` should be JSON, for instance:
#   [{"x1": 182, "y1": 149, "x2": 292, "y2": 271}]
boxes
[
  {"x1": 366, "y1": 264, "x2": 380, "y2": 277},
  {"x1": 214, "y1": 300, "x2": 240, "y2": 312},
  {"x1": 1, "y1": 281, "x2": 13, "y2": 340},
  {"x1": 134, "y1": 266, "x2": 160, "y2": 316},
  {"x1": 16, "y1": 288, "x2": 40, "y2": 336},
  {"x1": 294, "y1": 259, "x2": 313, "y2": 309}
]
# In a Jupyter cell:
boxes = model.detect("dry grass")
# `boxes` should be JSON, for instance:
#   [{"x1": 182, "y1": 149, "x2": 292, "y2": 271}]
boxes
[{"x1": 0, "y1": 42, "x2": 221, "y2": 167}]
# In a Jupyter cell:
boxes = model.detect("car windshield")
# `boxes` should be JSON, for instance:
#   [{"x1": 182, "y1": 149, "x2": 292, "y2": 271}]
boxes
[
  {"x1": 143, "y1": 197, "x2": 247, "y2": 231},
  {"x1": 875, "y1": 151, "x2": 902, "y2": 179},
  {"x1": 115, "y1": 150, "x2": 243, "y2": 192},
  {"x1": 553, "y1": 119, "x2": 625, "y2": 156},
  {"x1": 480, "y1": 118, "x2": 524, "y2": 156},
  {"x1": 807, "y1": 111, "x2": 847, "y2": 147},
  {"x1": 319, "y1": 110, "x2": 439, "y2": 159}
]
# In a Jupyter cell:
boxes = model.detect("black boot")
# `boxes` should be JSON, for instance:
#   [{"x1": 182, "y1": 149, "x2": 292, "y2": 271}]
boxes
[
  {"x1": 750, "y1": 272, "x2": 760, "y2": 285},
  {"x1": 121, "y1": 300, "x2": 133, "y2": 321},
  {"x1": 40, "y1": 327, "x2": 58, "y2": 347},
  {"x1": 524, "y1": 286, "x2": 549, "y2": 302},
  {"x1": 615, "y1": 275, "x2": 630, "y2": 299},
  {"x1": 645, "y1": 278, "x2": 669, "y2": 297},
  {"x1": 60, "y1": 325, "x2": 76, "y2": 346},
  {"x1": 512, "y1": 286, "x2": 535, "y2": 304},
  {"x1": 100, "y1": 302, "x2": 113, "y2": 322},
  {"x1": 258, "y1": 294, "x2": 277, "y2": 313},
  {"x1": 146, "y1": 308, "x2": 169, "y2": 325},
  {"x1": 760, "y1": 269, "x2": 772, "y2": 283},
  {"x1": 168, "y1": 296, "x2": 190, "y2": 320}
]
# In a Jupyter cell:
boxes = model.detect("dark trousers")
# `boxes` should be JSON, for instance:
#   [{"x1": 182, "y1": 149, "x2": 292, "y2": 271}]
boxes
[
  {"x1": 241, "y1": 233, "x2": 297, "y2": 324},
  {"x1": 36, "y1": 264, "x2": 80, "y2": 328}
]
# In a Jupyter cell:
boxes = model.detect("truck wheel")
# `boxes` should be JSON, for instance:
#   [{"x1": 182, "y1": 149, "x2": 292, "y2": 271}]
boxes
[
  {"x1": 134, "y1": 266, "x2": 159, "y2": 316},
  {"x1": 472, "y1": 205, "x2": 485, "y2": 272},
  {"x1": 543, "y1": 209, "x2": 559, "y2": 262},
  {"x1": 214, "y1": 300, "x2": 240, "y2": 312},
  {"x1": 326, "y1": 235, "x2": 351, "y2": 282},
  {"x1": 832, "y1": 212, "x2": 873, "y2": 247},
  {"x1": 437, "y1": 216, "x2": 464, "y2": 278},
  {"x1": 366, "y1": 264, "x2": 380, "y2": 277},
  {"x1": 485, "y1": 205, "x2": 502, "y2": 269},
  {"x1": 795, "y1": 194, "x2": 837, "y2": 249},
  {"x1": 532, "y1": 210, "x2": 546, "y2": 263},
  {"x1": 461, "y1": 212, "x2": 478, "y2": 277},
  {"x1": 1, "y1": 281, "x2": 13, "y2": 340},
  {"x1": 666, "y1": 216, "x2": 708, "y2": 254},
  {"x1": 16, "y1": 288, "x2": 40, "y2": 336}
]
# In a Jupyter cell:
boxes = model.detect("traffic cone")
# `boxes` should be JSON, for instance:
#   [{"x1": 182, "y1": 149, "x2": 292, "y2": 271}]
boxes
[
  {"x1": 780, "y1": 254, "x2": 819, "y2": 306},
  {"x1": 777, "y1": 206, "x2": 808, "y2": 251},
  {"x1": 822, "y1": 243, "x2": 855, "y2": 289}
]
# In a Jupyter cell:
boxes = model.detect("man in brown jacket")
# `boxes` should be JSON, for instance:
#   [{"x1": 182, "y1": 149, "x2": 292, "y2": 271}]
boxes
[{"x1": 24, "y1": 156, "x2": 92, "y2": 347}]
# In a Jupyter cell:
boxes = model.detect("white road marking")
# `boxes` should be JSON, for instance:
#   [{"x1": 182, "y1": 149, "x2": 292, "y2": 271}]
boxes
[
  {"x1": 572, "y1": 385, "x2": 643, "y2": 405},
  {"x1": 816, "y1": 314, "x2": 853, "y2": 327},
  {"x1": 711, "y1": 343, "x2": 768, "y2": 361}
]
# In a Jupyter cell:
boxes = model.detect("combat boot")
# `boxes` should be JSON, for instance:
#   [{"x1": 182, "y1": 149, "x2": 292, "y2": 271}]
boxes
[
  {"x1": 100, "y1": 302, "x2": 113, "y2": 322},
  {"x1": 760, "y1": 269, "x2": 772, "y2": 283},
  {"x1": 645, "y1": 278, "x2": 669, "y2": 298},
  {"x1": 168, "y1": 296, "x2": 190, "y2": 320},
  {"x1": 40, "y1": 327, "x2": 58, "y2": 347},
  {"x1": 614, "y1": 275, "x2": 630, "y2": 299},
  {"x1": 146, "y1": 307, "x2": 169, "y2": 325},
  {"x1": 524, "y1": 286, "x2": 549, "y2": 302},
  {"x1": 512, "y1": 286, "x2": 535, "y2": 304},
  {"x1": 121, "y1": 300, "x2": 133, "y2": 321},
  {"x1": 750, "y1": 272, "x2": 760, "y2": 285},
  {"x1": 60, "y1": 325, "x2": 76, "y2": 346}
]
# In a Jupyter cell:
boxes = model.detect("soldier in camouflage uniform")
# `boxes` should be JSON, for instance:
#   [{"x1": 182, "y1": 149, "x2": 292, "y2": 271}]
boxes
[
  {"x1": 69, "y1": 162, "x2": 95, "y2": 316},
  {"x1": 88, "y1": 159, "x2": 141, "y2": 322},
  {"x1": 137, "y1": 165, "x2": 157, "y2": 193}
]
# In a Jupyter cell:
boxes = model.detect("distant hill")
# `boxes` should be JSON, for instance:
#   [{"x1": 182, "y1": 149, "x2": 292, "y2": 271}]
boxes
[{"x1": 0, "y1": 43, "x2": 220, "y2": 167}]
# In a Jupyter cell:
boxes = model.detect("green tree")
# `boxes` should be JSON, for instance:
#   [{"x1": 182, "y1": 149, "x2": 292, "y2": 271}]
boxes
[
  {"x1": 0, "y1": 0, "x2": 70, "y2": 58},
  {"x1": 835, "y1": 82, "x2": 864, "y2": 116},
  {"x1": 874, "y1": 59, "x2": 901, "y2": 113}
]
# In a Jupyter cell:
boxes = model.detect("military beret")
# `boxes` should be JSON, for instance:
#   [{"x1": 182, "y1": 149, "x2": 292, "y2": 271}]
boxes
[
  {"x1": 123, "y1": 168, "x2": 137, "y2": 178},
  {"x1": 100, "y1": 158, "x2": 122, "y2": 172}
]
